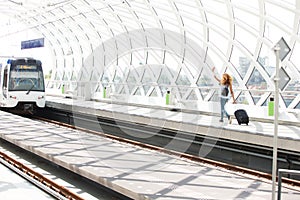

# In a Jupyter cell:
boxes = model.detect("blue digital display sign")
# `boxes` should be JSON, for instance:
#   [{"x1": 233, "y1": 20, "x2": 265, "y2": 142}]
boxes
[{"x1": 21, "y1": 38, "x2": 44, "y2": 49}]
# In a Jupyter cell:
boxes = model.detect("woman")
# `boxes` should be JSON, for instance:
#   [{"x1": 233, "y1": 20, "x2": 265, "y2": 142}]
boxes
[{"x1": 212, "y1": 67, "x2": 236, "y2": 123}]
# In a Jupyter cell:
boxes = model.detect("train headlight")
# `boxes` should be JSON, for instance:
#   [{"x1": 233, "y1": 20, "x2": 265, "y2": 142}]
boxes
[
  {"x1": 38, "y1": 96, "x2": 44, "y2": 99},
  {"x1": 9, "y1": 95, "x2": 17, "y2": 99}
]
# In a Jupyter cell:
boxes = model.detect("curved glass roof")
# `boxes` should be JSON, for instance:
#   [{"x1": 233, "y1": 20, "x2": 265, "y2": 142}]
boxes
[{"x1": 0, "y1": 0, "x2": 299, "y2": 110}]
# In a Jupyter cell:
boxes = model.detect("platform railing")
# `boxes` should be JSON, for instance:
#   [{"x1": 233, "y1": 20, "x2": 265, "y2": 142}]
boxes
[
  {"x1": 45, "y1": 80, "x2": 300, "y2": 118},
  {"x1": 277, "y1": 169, "x2": 300, "y2": 200},
  {"x1": 45, "y1": 80, "x2": 300, "y2": 97}
]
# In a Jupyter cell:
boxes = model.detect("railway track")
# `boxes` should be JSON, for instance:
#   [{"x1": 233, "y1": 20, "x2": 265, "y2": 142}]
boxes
[
  {"x1": 0, "y1": 149, "x2": 84, "y2": 200},
  {"x1": 33, "y1": 107, "x2": 300, "y2": 189}
]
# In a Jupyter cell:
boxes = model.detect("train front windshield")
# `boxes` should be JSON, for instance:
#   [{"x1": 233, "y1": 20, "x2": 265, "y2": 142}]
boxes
[{"x1": 8, "y1": 64, "x2": 45, "y2": 92}]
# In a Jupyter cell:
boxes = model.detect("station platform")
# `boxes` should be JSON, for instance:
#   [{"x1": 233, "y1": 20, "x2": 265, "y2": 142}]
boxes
[
  {"x1": 46, "y1": 95, "x2": 300, "y2": 153},
  {"x1": 0, "y1": 95, "x2": 300, "y2": 199}
]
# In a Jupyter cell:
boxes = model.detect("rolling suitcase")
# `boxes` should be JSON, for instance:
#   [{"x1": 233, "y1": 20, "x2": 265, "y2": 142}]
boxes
[{"x1": 234, "y1": 109, "x2": 249, "y2": 125}]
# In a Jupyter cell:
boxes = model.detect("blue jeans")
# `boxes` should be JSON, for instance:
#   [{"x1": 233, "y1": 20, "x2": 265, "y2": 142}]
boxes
[{"x1": 220, "y1": 97, "x2": 229, "y2": 120}]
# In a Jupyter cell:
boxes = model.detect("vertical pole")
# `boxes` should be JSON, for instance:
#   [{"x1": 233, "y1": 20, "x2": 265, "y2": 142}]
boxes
[
  {"x1": 268, "y1": 97, "x2": 274, "y2": 116},
  {"x1": 103, "y1": 87, "x2": 106, "y2": 98},
  {"x1": 166, "y1": 91, "x2": 170, "y2": 105},
  {"x1": 277, "y1": 170, "x2": 282, "y2": 200},
  {"x1": 272, "y1": 45, "x2": 280, "y2": 200}
]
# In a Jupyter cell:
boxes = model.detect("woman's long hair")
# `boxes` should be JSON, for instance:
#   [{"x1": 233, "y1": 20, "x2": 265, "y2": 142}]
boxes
[{"x1": 220, "y1": 73, "x2": 232, "y2": 85}]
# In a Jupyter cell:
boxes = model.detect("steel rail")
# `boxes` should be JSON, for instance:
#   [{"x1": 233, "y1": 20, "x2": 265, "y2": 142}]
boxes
[{"x1": 0, "y1": 150, "x2": 85, "y2": 200}]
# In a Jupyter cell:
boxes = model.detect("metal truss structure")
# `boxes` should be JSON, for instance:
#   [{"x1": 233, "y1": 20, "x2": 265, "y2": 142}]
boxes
[{"x1": 0, "y1": 0, "x2": 299, "y2": 111}]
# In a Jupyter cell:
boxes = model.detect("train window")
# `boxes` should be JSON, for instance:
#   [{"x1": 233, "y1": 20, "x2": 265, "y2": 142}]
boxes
[
  {"x1": 3, "y1": 68, "x2": 7, "y2": 88},
  {"x1": 3, "y1": 68, "x2": 8, "y2": 98},
  {"x1": 9, "y1": 69, "x2": 44, "y2": 91}
]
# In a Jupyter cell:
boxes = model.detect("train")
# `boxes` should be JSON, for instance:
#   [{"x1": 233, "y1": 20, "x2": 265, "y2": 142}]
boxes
[{"x1": 0, "y1": 57, "x2": 45, "y2": 113}]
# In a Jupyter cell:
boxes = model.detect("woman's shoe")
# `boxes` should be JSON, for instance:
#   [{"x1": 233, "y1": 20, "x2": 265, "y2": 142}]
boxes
[{"x1": 219, "y1": 119, "x2": 224, "y2": 122}]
